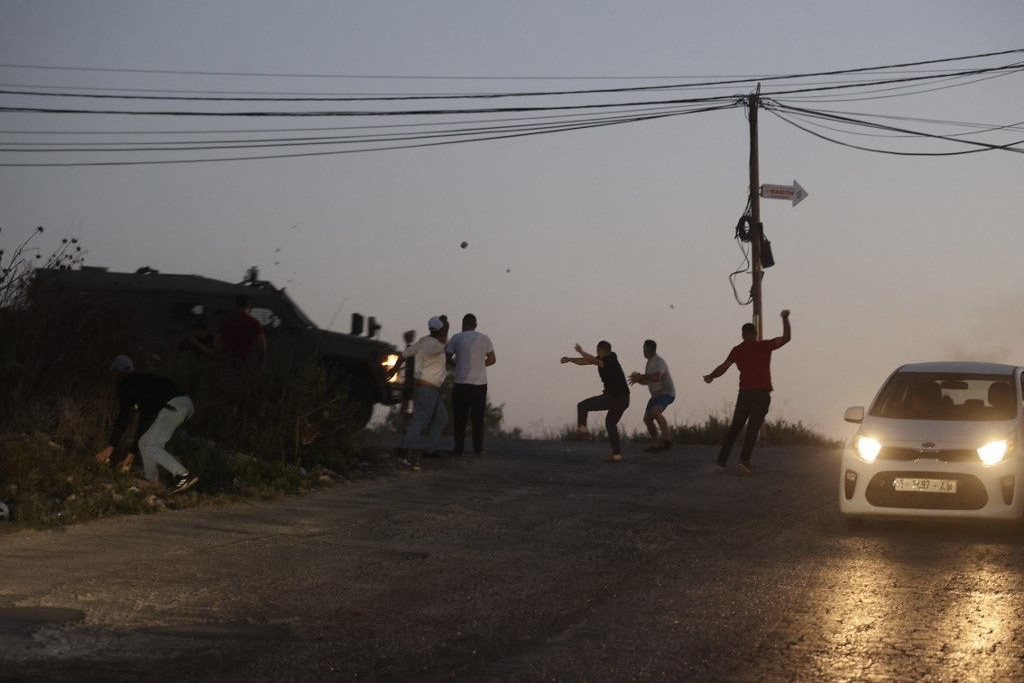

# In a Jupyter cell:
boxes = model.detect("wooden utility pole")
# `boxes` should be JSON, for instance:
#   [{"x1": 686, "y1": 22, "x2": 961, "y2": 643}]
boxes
[{"x1": 748, "y1": 87, "x2": 763, "y2": 340}]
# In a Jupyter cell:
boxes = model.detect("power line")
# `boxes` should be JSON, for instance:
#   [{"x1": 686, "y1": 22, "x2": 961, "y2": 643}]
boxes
[
  {"x1": 0, "y1": 92, "x2": 740, "y2": 118},
  {"x1": 762, "y1": 62, "x2": 1024, "y2": 99},
  {"x1": 0, "y1": 60, "x2": 1016, "y2": 123},
  {"x1": 0, "y1": 104, "x2": 707, "y2": 136},
  {"x1": 804, "y1": 109, "x2": 1024, "y2": 134},
  {"x1": 0, "y1": 47, "x2": 1019, "y2": 99},
  {"x1": 0, "y1": 67, "x2": 1004, "y2": 103},
  {"x1": 770, "y1": 68, "x2": 1024, "y2": 104},
  {"x1": 0, "y1": 106, "x2": 716, "y2": 152},
  {"x1": 765, "y1": 102, "x2": 1024, "y2": 156},
  {"x1": 0, "y1": 71, "x2": 995, "y2": 99},
  {"x1": 2, "y1": 50, "x2": 1021, "y2": 166},
  {"x1": 767, "y1": 108, "x2": 1024, "y2": 141},
  {"x1": 1, "y1": 46, "x2": 1019, "y2": 79},
  {"x1": 0, "y1": 103, "x2": 736, "y2": 166}
]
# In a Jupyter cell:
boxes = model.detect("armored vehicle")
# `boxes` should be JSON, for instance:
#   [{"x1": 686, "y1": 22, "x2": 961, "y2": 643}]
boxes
[{"x1": 29, "y1": 265, "x2": 408, "y2": 428}]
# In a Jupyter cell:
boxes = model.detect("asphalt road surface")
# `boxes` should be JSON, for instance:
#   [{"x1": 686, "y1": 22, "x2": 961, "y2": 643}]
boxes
[{"x1": 4, "y1": 439, "x2": 1024, "y2": 682}]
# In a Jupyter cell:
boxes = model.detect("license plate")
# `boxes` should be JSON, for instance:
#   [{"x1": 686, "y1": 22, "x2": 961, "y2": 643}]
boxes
[{"x1": 893, "y1": 477, "x2": 957, "y2": 494}]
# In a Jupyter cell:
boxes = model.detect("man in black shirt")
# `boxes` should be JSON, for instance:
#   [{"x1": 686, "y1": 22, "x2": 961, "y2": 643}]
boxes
[
  {"x1": 561, "y1": 341, "x2": 631, "y2": 461},
  {"x1": 95, "y1": 355, "x2": 199, "y2": 495}
]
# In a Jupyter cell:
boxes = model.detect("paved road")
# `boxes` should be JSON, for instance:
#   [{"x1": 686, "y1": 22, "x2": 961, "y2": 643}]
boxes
[{"x1": 3, "y1": 440, "x2": 1024, "y2": 682}]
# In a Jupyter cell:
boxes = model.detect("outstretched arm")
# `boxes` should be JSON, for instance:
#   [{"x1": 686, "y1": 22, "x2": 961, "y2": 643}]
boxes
[
  {"x1": 574, "y1": 343, "x2": 596, "y2": 362},
  {"x1": 703, "y1": 359, "x2": 733, "y2": 384},
  {"x1": 572, "y1": 344, "x2": 604, "y2": 367}
]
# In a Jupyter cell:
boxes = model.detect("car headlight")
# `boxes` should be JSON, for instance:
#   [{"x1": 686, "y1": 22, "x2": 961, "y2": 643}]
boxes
[
  {"x1": 855, "y1": 435, "x2": 882, "y2": 463},
  {"x1": 977, "y1": 440, "x2": 1011, "y2": 467}
]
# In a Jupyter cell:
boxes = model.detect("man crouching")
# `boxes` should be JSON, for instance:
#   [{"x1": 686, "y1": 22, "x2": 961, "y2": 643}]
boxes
[{"x1": 95, "y1": 355, "x2": 199, "y2": 495}]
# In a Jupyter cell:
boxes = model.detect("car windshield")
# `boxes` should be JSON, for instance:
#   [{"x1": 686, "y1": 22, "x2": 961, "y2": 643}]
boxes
[{"x1": 870, "y1": 372, "x2": 1018, "y2": 421}]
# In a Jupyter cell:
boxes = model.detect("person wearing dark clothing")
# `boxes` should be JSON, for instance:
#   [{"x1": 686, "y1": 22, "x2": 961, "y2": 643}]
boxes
[
  {"x1": 704, "y1": 310, "x2": 792, "y2": 474},
  {"x1": 95, "y1": 355, "x2": 199, "y2": 494},
  {"x1": 562, "y1": 341, "x2": 631, "y2": 461},
  {"x1": 184, "y1": 318, "x2": 216, "y2": 357},
  {"x1": 218, "y1": 295, "x2": 266, "y2": 367}
]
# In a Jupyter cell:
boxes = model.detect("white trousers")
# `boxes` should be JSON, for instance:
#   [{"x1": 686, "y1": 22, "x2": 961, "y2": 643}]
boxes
[{"x1": 137, "y1": 395, "x2": 193, "y2": 482}]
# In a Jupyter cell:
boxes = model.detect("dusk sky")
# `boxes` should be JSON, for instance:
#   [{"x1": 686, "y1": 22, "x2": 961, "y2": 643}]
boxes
[{"x1": 2, "y1": 1, "x2": 1022, "y2": 438}]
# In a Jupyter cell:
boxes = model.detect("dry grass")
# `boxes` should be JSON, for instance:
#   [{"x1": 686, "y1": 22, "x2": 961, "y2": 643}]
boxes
[{"x1": 0, "y1": 285, "x2": 375, "y2": 528}]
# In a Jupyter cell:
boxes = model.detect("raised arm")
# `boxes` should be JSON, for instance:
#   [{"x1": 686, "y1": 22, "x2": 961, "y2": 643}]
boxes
[{"x1": 773, "y1": 309, "x2": 791, "y2": 348}]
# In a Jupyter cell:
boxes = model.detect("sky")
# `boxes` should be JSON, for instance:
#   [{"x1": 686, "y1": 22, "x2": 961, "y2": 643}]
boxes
[{"x1": 1, "y1": 1, "x2": 1022, "y2": 439}]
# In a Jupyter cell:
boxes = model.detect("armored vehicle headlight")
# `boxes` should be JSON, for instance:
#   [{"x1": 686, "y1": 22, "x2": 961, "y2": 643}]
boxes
[{"x1": 382, "y1": 353, "x2": 401, "y2": 382}]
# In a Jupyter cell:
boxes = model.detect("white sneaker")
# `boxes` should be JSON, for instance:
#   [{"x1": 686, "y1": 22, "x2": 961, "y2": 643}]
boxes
[{"x1": 169, "y1": 474, "x2": 199, "y2": 495}]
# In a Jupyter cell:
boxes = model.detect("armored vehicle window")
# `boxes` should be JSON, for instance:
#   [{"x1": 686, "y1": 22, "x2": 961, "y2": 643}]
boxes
[
  {"x1": 171, "y1": 301, "x2": 204, "y2": 320},
  {"x1": 250, "y1": 307, "x2": 281, "y2": 328}
]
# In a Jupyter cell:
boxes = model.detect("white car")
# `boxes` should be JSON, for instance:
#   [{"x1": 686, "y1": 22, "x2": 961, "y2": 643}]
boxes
[{"x1": 840, "y1": 361, "x2": 1024, "y2": 522}]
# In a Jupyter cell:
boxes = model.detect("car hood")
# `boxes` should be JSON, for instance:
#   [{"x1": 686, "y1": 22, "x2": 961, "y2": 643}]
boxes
[{"x1": 860, "y1": 416, "x2": 1018, "y2": 447}]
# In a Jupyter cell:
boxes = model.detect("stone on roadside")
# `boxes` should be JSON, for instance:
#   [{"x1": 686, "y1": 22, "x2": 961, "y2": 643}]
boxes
[
  {"x1": 231, "y1": 451, "x2": 256, "y2": 465},
  {"x1": 144, "y1": 495, "x2": 167, "y2": 511}
]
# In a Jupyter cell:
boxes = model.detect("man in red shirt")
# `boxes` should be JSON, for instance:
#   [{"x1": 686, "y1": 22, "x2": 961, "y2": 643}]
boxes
[
  {"x1": 218, "y1": 295, "x2": 266, "y2": 367},
  {"x1": 704, "y1": 310, "x2": 791, "y2": 474}
]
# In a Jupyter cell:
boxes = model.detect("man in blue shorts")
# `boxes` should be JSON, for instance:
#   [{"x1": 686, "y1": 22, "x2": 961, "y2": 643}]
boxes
[{"x1": 629, "y1": 339, "x2": 676, "y2": 451}]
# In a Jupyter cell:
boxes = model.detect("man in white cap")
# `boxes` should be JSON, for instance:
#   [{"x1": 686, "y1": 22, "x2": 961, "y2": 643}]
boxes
[
  {"x1": 95, "y1": 355, "x2": 199, "y2": 495},
  {"x1": 392, "y1": 315, "x2": 450, "y2": 461}
]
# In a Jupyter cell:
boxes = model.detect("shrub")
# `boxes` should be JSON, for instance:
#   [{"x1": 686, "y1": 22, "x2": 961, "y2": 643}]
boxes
[
  {"x1": 0, "y1": 265, "x2": 374, "y2": 528},
  {"x1": 374, "y1": 374, "x2": 521, "y2": 440},
  {"x1": 626, "y1": 413, "x2": 840, "y2": 448},
  {"x1": 0, "y1": 226, "x2": 85, "y2": 309}
]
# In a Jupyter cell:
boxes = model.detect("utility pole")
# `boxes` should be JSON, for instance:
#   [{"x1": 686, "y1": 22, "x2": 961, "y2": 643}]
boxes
[{"x1": 748, "y1": 86, "x2": 763, "y2": 340}]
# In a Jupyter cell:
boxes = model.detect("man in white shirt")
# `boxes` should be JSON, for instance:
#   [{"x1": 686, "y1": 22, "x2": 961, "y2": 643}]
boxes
[
  {"x1": 445, "y1": 313, "x2": 496, "y2": 455},
  {"x1": 395, "y1": 315, "x2": 450, "y2": 458},
  {"x1": 629, "y1": 339, "x2": 676, "y2": 451}
]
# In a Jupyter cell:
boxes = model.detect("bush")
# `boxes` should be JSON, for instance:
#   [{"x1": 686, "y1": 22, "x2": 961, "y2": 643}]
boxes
[
  {"x1": 0, "y1": 268, "x2": 376, "y2": 528},
  {"x1": 164, "y1": 350, "x2": 366, "y2": 467},
  {"x1": 0, "y1": 433, "x2": 160, "y2": 526},
  {"x1": 0, "y1": 226, "x2": 85, "y2": 309},
  {"x1": 627, "y1": 413, "x2": 840, "y2": 448},
  {"x1": 375, "y1": 374, "x2": 522, "y2": 440}
]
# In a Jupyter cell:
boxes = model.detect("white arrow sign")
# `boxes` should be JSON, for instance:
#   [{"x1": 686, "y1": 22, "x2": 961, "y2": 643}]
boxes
[{"x1": 760, "y1": 180, "x2": 808, "y2": 206}]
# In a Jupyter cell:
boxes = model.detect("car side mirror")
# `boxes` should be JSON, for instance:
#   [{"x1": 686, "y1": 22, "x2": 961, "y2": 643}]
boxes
[{"x1": 844, "y1": 406, "x2": 865, "y2": 424}]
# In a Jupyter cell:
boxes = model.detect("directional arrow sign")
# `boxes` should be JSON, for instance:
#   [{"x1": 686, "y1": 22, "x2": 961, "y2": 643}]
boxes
[{"x1": 760, "y1": 180, "x2": 808, "y2": 206}]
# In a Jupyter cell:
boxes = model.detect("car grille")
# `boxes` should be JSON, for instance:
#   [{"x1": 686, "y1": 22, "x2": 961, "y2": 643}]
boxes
[
  {"x1": 879, "y1": 447, "x2": 978, "y2": 463},
  {"x1": 865, "y1": 471, "x2": 988, "y2": 510}
]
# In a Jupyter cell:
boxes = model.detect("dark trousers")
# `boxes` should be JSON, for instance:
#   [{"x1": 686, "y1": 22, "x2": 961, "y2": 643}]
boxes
[
  {"x1": 718, "y1": 389, "x2": 772, "y2": 466},
  {"x1": 578, "y1": 393, "x2": 630, "y2": 454},
  {"x1": 452, "y1": 383, "x2": 487, "y2": 454}
]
